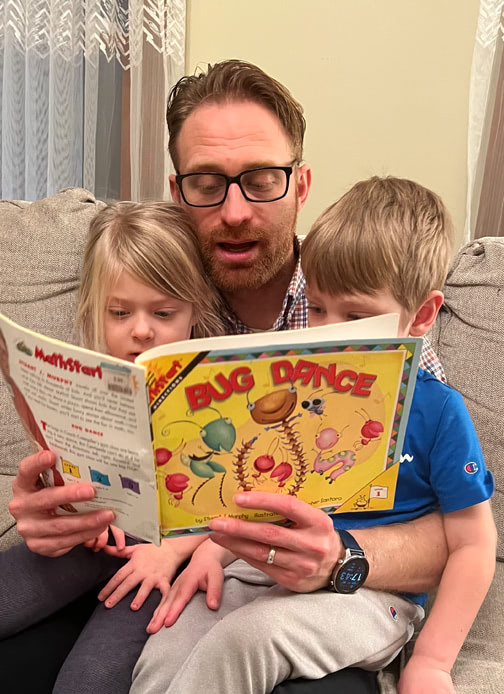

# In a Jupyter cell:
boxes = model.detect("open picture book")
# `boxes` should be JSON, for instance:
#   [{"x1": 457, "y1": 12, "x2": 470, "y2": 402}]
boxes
[{"x1": 0, "y1": 311, "x2": 421, "y2": 545}]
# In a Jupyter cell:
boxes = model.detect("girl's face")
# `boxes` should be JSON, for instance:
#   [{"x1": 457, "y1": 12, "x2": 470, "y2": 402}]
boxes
[{"x1": 103, "y1": 271, "x2": 195, "y2": 362}]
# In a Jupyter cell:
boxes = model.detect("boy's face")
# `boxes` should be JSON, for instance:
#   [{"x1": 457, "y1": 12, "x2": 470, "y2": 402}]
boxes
[{"x1": 305, "y1": 284, "x2": 413, "y2": 337}]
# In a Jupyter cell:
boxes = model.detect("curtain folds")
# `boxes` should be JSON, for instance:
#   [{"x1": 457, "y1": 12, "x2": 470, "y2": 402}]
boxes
[
  {"x1": 0, "y1": 0, "x2": 185, "y2": 201},
  {"x1": 466, "y1": 0, "x2": 504, "y2": 239}
]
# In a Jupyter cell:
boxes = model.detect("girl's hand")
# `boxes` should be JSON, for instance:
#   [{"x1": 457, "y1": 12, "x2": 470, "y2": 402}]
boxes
[
  {"x1": 398, "y1": 654, "x2": 455, "y2": 694},
  {"x1": 85, "y1": 525, "x2": 126, "y2": 553},
  {"x1": 97, "y1": 535, "x2": 206, "y2": 621},
  {"x1": 148, "y1": 540, "x2": 235, "y2": 633}
]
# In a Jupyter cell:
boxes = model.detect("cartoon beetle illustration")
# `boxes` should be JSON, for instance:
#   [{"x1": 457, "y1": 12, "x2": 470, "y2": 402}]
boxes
[{"x1": 234, "y1": 386, "x2": 307, "y2": 495}]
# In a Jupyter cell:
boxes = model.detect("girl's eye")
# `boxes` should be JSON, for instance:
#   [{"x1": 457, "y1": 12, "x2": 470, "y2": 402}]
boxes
[
  {"x1": 155, "y1": 310, "x2": 175, "y2": 319},
  {"x1": 109, "y1": 308, "x2": 129, "y2": 318}
]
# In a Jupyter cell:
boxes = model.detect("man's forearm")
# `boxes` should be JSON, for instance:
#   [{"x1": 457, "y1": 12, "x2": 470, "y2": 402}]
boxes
[{"x1": 352, "y1": 512, "x2": 448, "y2": 593}]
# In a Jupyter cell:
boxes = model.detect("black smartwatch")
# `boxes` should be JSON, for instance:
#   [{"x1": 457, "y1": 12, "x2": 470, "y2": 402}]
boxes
[{"x1": 328, "y1": 529, "x2": 369, "y2": 594}]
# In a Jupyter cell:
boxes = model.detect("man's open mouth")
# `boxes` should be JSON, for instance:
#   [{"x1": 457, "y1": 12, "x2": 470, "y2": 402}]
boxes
[{"x1": 218, "y1": 241, "x2": 257, "y2": 253}]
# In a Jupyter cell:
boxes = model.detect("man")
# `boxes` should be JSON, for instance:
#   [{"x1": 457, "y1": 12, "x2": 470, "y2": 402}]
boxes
[{"x1": 7, "y1": 60, "x2": 447, "y2": 694}]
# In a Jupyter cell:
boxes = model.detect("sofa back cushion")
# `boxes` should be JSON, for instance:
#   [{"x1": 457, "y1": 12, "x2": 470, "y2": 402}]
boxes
[
  {"x1": 429, "y1": 237, "x2": 504, "y2": 559},
  {"x1": 0, "y1": 188, "x2": 105, "y2": 478}
]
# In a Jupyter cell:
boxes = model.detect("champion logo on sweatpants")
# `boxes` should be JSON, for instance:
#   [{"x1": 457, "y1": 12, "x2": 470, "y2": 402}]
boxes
[{"x1": 389, "y1": 606, "x2": 398, "y2": 621}]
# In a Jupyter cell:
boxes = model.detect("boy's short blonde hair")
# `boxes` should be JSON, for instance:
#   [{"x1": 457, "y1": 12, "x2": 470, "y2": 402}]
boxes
[
  {"x1": 301, "y1": 176, "x2": 455, "y2": 314},
  {"x1": 76, "y1": 201, "x2": 225, "y2": 352}
]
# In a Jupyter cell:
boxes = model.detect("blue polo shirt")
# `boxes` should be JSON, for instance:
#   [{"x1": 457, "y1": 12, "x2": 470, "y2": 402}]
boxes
[{"x1": 331, "y1": 369, "x2": 494, "y2": 604}]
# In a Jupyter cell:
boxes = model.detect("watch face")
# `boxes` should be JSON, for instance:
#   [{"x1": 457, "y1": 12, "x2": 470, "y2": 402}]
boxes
[{"x1": 335, "y1": 557, "x2": 369, "y2": 594}]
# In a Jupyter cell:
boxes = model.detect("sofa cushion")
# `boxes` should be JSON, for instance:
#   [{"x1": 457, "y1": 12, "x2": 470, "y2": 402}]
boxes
[
  {"x1": 429, "y1": 236, "x2": 504, "y2": 559},
  {"x1": 0, "y1": 188, "x2": 104, "y2": 546}
]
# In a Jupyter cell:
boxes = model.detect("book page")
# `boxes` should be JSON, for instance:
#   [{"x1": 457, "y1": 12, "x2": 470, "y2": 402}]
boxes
[
  {"x1": 138, "y1": 318, "x2": 421, "y2": 537},
  {"x1": 0, "y1": 313, "x2": 160, "y2": 545}
]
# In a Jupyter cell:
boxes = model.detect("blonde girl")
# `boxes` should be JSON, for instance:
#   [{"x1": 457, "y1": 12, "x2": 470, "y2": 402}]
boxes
[{"x1": 1, "y1": 201, "x2": 225, "y2": 694}]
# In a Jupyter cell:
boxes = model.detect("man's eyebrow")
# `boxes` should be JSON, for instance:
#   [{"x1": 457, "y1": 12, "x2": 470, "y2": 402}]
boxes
[{"x1": 183, "y1": 161, "x2": 282, "y2": 174}]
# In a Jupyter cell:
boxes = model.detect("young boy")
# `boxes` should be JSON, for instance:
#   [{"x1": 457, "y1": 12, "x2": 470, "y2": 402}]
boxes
[
  {"x1": 301, "y1": 176, "x2": 496, "y2": 693},
  {"x1": 132, "y1": 177, "x2": 496, "y2": 694}
]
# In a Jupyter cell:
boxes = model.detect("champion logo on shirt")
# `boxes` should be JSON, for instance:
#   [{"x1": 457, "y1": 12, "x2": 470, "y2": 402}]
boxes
[
  {"x1": 389, "y1": 606, "x2": 398, "y2": 621},
  {"x1": 464, "y1": 461, "x2": 479, "y2": 475}
]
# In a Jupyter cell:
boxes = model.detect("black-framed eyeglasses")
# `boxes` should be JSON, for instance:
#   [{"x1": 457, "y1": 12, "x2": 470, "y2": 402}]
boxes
[{"x1": 175, "y1": 165, "x2": 295, "y2": 208}]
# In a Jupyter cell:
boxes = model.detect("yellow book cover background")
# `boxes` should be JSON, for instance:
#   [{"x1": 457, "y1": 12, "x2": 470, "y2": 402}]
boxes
[{"x1": 145, "y1": 339, "x2": 419, "y2": 537}]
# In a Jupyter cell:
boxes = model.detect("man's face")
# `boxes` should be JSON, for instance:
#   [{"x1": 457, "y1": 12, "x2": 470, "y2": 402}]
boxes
[{"x1": 170, "y1": 101, "x2": 311, "y2": 293}]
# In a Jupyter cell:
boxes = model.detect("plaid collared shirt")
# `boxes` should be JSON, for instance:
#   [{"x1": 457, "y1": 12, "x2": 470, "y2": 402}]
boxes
[{"x1": 221, "y1": 255, "x2": 446, "y2": 382}]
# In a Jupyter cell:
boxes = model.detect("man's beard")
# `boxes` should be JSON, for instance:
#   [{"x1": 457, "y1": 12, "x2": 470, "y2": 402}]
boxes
[{"x1": 200, "y1": 216, "x2": 298, "y2": 293}]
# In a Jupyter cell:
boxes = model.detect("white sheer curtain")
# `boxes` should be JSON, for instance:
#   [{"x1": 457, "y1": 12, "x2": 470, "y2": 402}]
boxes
[
  {"x1": 0, "y1": 0, "x2": 185, "y2": 201},
  {"x1": 465, "y1": 0, "x2": 504, "y2": 240}
]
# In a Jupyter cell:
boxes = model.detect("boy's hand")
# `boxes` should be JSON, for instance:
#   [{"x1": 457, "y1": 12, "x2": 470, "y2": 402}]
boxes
[
  {"x1": 84, "y1": 525, "x2": 127, "y2": 553},
  {"x1": 148, "y1": 540, "x2": 234, "y2": 633},
  {"x1": 398, "y1": 654, "x2": 455, "y2": 694}
]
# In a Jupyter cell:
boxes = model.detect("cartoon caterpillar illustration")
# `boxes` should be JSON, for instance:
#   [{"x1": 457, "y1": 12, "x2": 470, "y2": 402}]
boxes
[{"x1": 311, "y1": 426, "x2": 356, "y2": 483}]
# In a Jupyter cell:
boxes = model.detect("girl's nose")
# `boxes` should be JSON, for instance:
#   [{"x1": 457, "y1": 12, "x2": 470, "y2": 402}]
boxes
[{"x1": 131, "y1": 317, "x2": 154, "y2": 341}]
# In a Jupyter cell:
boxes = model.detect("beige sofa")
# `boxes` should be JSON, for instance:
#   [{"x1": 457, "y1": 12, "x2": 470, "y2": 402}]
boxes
[{"x1": 0, "y1": 188, "x2": 502, "y2": 693}]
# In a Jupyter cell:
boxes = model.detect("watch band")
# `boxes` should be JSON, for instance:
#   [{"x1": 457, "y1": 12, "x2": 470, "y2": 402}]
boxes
[{"x1": 337, "y1": 528, "x2": 366, "y2": 556}]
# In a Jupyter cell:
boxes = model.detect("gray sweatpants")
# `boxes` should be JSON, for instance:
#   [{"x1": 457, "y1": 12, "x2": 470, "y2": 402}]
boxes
[
  {"x1": 0, "y1": 541, "x2": 160, "y2": 694},
  {"x1": 131, "y1": 559, "x2": 424, "y2": 694}
]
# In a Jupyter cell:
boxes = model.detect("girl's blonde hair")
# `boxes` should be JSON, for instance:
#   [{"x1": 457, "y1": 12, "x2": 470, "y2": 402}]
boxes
[
  {"x1": 76, "y1": 201, "x2": 225, "y2": 351},
  {"x1": 301, "y1": 176, "x2": 455, "y2": 314}
]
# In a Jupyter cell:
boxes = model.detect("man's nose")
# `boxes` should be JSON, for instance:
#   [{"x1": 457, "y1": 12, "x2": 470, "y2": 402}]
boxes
[{"x1": 219, "y1": 182, "x2": 253, "y2": 227}]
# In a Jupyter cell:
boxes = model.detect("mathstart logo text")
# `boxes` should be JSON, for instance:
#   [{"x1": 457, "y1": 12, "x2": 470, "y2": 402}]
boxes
[{"x1": 35, "y1": 347, "x2": 102, "y2": 379}]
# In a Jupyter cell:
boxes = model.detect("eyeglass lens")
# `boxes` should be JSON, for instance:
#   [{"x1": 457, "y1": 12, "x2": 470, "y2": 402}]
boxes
[{"x1": 181, "y1": 168, "x2": 289, "y2": 206}]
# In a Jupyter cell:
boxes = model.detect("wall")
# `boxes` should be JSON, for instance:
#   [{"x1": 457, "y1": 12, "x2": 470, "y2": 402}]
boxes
[{"x1": 185, "y1": 0, "x2": 480, "y2": 248}]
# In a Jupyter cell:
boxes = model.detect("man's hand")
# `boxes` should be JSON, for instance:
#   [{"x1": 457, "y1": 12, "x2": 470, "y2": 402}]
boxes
[
  {"x1": 157, "y1": 539, "x2": 235, "y2": 632},
  {"x1": 209, "y1": 492, "x2": 342, "y2": 593},
  {"x1": 8, "y1": 450, "x2": 115, "y2": 557},
  {"x1": 398, "y1": 654, "x2": 455, "y2": 694}
]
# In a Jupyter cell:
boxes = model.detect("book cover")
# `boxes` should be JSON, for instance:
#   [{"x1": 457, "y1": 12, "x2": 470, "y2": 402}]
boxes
[{"x1": 0, "y1": 312, "x2": 421, "y2": 544}]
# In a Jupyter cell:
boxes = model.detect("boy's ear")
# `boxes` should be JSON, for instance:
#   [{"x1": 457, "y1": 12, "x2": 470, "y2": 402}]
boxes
[{"x1": 409, "y1": 291, "x2": 444, "y2": 336}]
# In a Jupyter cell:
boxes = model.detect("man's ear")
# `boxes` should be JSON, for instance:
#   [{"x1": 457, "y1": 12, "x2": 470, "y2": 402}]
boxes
[
  {"x1": 409, "y1": 291, "x2": 444, "y2": 336},
  {"x1": 170, "y1": 174, "x2": 181, "y2": 204},
  {"x1": 296, "y1": 164, "x2": 312, "y2": 211}
]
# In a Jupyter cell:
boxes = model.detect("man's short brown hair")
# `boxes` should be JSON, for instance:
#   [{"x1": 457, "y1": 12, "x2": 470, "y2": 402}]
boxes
[
  {"x1": 166, "y1": 59, "x2": 306, "y2": 170},
  {"x1": 301, "y1": 176, "x2": 455, "y2": 314}
]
